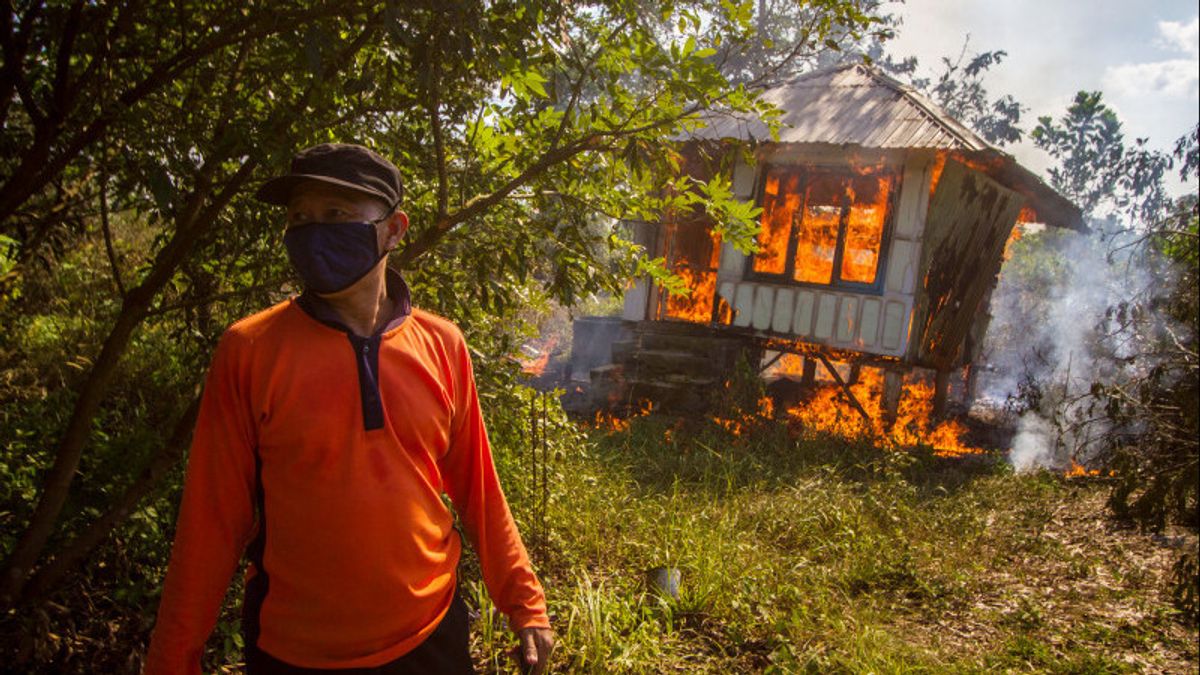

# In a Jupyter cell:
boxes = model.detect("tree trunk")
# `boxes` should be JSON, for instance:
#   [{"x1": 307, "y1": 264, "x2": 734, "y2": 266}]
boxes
[
  {"x1": 19, "y1": 395, "x2": 201, "y2": 604},
  {"x1": 0, "y1": 160, "x2": 255, "y2": 609}
]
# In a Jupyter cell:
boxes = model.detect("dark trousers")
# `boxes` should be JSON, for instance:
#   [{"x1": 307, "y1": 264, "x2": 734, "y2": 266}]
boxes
[{"x1": 245, "y1": 587, "x2": 475, "y2": 675}]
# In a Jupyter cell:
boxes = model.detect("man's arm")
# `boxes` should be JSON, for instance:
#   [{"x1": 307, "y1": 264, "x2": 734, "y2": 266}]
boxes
[
  {"x1": 142, "y1": 330, "x2": 258, "y2": 675},
  {"x1": 438, "y1": 338, "x2": 551, "y2": 634}
]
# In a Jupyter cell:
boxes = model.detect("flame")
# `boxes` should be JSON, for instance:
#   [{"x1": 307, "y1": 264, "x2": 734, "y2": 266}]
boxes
[
  {"x1": 519, "y1": 336, "x2": 558, "y2": 376},
  {"x1": 757, "y1": 395, "x2": 774, "y2": 419},
  {"x1": 593, "y1": 410, "x2": 631, "y2": 432},
  {"x1": 753, "y1": 172, "x2": 799, "y2": 275},
  {"x1": 928, "y1": 152, "x2": 948, "y2": 201},
  {"x1": 1001, "y1": 222, "x2": 1024, "y2": 263},
  {"x1": 660, "y1": 218, "x2": 720, "y2": 324},
  {"x1": 711, "y1": 394, "x2": 777, "y2": 437},
  {"x1": 768, "y1": 353, "x2": 808, "y2": 378},
  {"x1": 929, "y1": 151, "x2": 1010, "y2": 201},
  {"x1": 663, "y1": 267, "x2": 716, "y2": 323},
  {"x1": 592, "y1": 398, "x2": 654, "y2": 432},
  {"x1": 840, "y1": 176, "x2": 891, "y2": 283},
  {"x1": 754, "y1": 167, "x2": 892, "y2": 286},
  {"x1": 784, "y1": 365, "x2": 982, "y2": 457},
  {"x1": 793, "y1": 175, "x2": 840, "y2": 284},
  {"x1": 1066, "y1": 459, "x2": 1101, "y2": 477}
]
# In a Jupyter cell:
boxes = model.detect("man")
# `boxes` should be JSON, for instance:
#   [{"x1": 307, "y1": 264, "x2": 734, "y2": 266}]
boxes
[{"x1": 143, "y1": 143, "x2": 554, "y2": 674}]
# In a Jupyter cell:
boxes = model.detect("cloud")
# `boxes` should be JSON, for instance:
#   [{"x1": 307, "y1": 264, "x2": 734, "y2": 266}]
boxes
[
  {"x1": 1103, "y1": 15, "x2": 1200, "y2": 99},
  {"x1": 1104, "y1": 60, "x2": 1199, "y2": 99},
  {"x1": 1155, "y1": 16, "x2": 1198, "y2": 57}
]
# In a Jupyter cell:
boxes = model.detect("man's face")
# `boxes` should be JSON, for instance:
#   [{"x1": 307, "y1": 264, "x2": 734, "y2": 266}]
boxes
[{"x1": 285, "y1": 180, "x2": 408, "y2": 254}]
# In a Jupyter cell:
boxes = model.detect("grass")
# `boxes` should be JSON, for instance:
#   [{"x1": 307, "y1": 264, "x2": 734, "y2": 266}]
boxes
[{"x1": 465, "y1": 412, "x2": 1199, "y2": 674}]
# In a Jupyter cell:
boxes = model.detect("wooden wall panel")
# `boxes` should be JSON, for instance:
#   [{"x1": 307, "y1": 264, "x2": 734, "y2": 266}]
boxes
[
  {"x1": 752, "y1": 286, "x2": 775, "y2": 330},
  {"x1": 733, "y1": 284, "x2": 755, "y2": 327},
  {"x1": 885, "y1": 238, "x2": 917, "y2": 293},
  {"x1": 814, "y1": 294, "x2": 837, "y2": 339},
  {"x1": 911, "y1": 159, "x2": 1024, "y2": 368},
  {"x1": 835, "y1": 296, "x2": 859, "y2": 343},
  {"x1": 882, "y1": 300, "x2": 906, "y2": 350},
  {"x1": 772, "y1": 288, "x2": 796, "y2": 333},
  {"x1": 794, "y1": 290, "x2": 815, "y2": 336},
  {"x1": 623, "y1": 279, "x2": 650, "y2": 321},
  {"x1": 733, "y1": 158, "x2": 757, "y2": 199},
  {"x1": 860, "y1": 298, "x2": 881, "y2": 347}
]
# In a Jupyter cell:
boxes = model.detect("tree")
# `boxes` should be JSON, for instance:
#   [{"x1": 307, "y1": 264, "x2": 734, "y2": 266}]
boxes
[
  {"x1": 1031, "y1": 90, "x2": 1171, "y2": 221},
  {"x1": 0, "y1": 0, "x2": 887, "y2": 663},
  {"x1": 877, "y1": 37, "x2": 1025, "y2": 148}
]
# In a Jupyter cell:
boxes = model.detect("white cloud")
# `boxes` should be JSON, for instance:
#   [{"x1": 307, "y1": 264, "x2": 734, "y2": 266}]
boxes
[
  {"x1": 1104, "y1": 59, "x2": 1199, "y2": 98},
  {"x1": 1155, "y1": 16, "x2": 1199, "y2": 57},
  {"x1": 1103, "y1": 15, "x2": 1199, "y2": 99}
]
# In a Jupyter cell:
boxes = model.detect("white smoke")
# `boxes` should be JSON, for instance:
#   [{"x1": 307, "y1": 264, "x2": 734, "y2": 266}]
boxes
[
  {"x1": 1009, "y1": 413, "x2": 1056, "y2": 472},
  {"x1": 979, "y1": 220, "x2": 1176, "y2": 472}
]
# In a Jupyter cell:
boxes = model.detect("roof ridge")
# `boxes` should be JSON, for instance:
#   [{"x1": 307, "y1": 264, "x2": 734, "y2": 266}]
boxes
[{"x1": 869, "y1": 67, "x2": 991, "y2": 151}]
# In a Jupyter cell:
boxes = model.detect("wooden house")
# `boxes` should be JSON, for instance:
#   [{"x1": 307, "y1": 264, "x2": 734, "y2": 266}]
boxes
[{"x1": 595, "y1": 64, "x2": 1083, "y2": 420}]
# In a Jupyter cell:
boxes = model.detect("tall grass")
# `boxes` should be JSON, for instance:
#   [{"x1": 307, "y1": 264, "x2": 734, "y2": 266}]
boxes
[{"x1": 465, "y1": 411, "x2": 1196, "y2": 673}]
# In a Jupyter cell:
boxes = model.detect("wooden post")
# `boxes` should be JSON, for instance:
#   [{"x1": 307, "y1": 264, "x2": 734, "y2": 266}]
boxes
[
  {"x1": 882, "y1": 370, "x2": 903, "y2": 428},
  {"x1": 964, "y1": 364, "x2": 979, "y2": 406},
  {"x1": 847, "y1": 363, "x2": 862, "y2": 385},
  {"x1": 932, "y1": 369, "x2": 951, "y2": 419},
  {"x1": 814, "y1": 353, "x2": 872, "y2": 425},
  {"x1": 801, "y1": 358, "x2": 816, "y2": 386}
]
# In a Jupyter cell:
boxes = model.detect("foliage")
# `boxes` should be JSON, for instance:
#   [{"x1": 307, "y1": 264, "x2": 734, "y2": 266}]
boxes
[
  {"x1": 0, "y1": 0, "x2": 889, "y2": 667},
  {"x1": 1032, "y1": 91, "x2": 1172, "y2": 222},
  {"x1": 913, "y1": 43, "x2": 1024, "y2": 146},
  {"x1": 470, "y1": 416, "x2": 1195, "y2": 672},
  {"x1": 876, "y1": 37, "x2": 1025, "y2": 147},
  {"x1": 713, "y1": 0, "x2": 898, "y2": 85},
  {"x1": 1014, "y1": 104, "x2": 1199, "y2": 619}
]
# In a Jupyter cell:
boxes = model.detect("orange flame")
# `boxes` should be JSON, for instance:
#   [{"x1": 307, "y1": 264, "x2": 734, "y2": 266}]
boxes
[
  {"x1": 1001, "y1": 222, "x2": 1024, "y2": 263},
  {"x1": 1066, "y1": 459, "x2": 1101, "y2": 477},
  {"x1": 753, "y1": 172, "x2": 798, "y2": 275},
  {"x1": 519, "y1": 336, "x2": 558, "y2": 376},
  {"x1": 663, "y1": 267, "x2": 717, "y2": 323},
  {"x1": 783, "y1": 363, "x2": 982, "y2": 457},
  {"x1": 754, "y1": 166, "x2": 892, "y2": 286},
  {"x1": 840, "y1": 176, "x2": 890, "y2": 283},
  {"x1": 592, "y1": 398, "x2": 654, "y2": 432},
  {"x1": 793, "y1": 175, "x2": 840, "y2": 284},
  {"x1": 711, "y1": 394, "x2": 776, "y2": 437}
]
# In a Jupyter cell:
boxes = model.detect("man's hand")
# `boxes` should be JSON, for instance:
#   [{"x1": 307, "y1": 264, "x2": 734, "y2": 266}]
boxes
[{"x1": 516, "y1": 626, "x2": 555, "y2": 674}]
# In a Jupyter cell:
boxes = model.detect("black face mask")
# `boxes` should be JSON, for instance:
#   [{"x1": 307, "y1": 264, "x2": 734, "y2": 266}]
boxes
[{"x1": 283, "y1": 218, "x2": 387, "y2": 294}]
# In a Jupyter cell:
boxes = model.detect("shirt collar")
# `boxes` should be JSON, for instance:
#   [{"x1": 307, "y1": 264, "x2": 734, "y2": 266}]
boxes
[{"x1": 296, "y1": 266, "x2": 412, "y2": 336}]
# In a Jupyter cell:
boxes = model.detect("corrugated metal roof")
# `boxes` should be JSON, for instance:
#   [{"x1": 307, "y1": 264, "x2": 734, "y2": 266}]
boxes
[
  {"x1": 691, "y1": 63, "x2": 989, "y2": 150},
  {"x1": 685, "y1": 63, "x2": 1085, "y2": 231}
]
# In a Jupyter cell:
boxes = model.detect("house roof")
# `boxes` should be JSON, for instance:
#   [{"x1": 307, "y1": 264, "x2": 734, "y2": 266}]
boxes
[{"x1": 688, "y1": 63, "x2": 1084, "y2": 230}]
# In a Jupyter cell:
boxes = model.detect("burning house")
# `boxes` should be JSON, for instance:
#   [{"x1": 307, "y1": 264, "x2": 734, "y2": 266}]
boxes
[{"x1": 589, "y1": 63, "x2": 1083, "y2": 423}]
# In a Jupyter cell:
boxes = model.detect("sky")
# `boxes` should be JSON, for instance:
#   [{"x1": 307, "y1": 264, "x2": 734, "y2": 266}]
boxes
[{"x1": 887, "y1": 0, "x2": 1199, "y2": 196}]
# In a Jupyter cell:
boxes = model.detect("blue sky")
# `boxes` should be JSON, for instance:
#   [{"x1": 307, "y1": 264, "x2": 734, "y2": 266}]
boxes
[{"x1": 887, "y1": 0, "x2": 1199, "y2": 195}]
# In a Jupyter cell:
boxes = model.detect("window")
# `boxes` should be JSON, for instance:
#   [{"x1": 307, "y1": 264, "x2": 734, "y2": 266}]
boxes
[
  {"x1": 749, "y1": 165, "x2": 897, "y2": 290},
  {"x1": 655, "y1": 216, "x2": 720, "y2": 323}
]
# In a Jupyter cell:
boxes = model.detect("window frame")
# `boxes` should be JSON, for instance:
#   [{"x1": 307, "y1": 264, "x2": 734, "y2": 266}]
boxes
[{"x1": 742, "y1": 162, "x2": 901, "y2": 296}]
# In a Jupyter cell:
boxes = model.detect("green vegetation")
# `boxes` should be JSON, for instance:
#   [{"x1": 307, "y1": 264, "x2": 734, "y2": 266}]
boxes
[
  {"x1": 468, "y1": 412, "x2": 1197, "y2": 673},
  {"x1": 1, "y1": 1, "x2": 1196, "y2": 672}
]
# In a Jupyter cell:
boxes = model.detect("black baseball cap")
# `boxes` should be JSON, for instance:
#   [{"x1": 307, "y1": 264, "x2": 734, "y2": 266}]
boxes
[{"x1": 254, "y1": 143, "x2": 404, "y2": 207}]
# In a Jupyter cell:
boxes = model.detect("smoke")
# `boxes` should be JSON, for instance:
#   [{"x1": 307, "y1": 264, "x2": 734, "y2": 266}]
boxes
[
  {"x1": 1009, "y1": 413, "x2": 1056, "y2": 472},
  {"x1": 979, "y1": 220, "x2": 1178, "y2": 472}
]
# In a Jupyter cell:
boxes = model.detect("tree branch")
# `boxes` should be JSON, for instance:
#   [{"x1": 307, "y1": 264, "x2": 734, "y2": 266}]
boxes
[
  {"x1": 49, "y1": 0, "x2": 85, "y2": 122},
  {"x1": 19, "y1": 393, "x2": 202, "y2": 605},
  {"x1": 98, "y1": 148, "x2": 124, "y2": 298},
  {"x1": 398, "y1": 135, "x2": 603, "y2": 267},
  {"x1": 0, "y1": 11, "x2": 384, "y2": 608},
  {"x1": 428, "y1": 56, "x2": 449, "y2": 220}
]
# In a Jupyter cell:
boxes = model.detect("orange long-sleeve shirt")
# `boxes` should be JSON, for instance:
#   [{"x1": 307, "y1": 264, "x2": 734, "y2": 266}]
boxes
[{"x1": 143, "y1": 286, "x2": 547, "y2": 673}]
